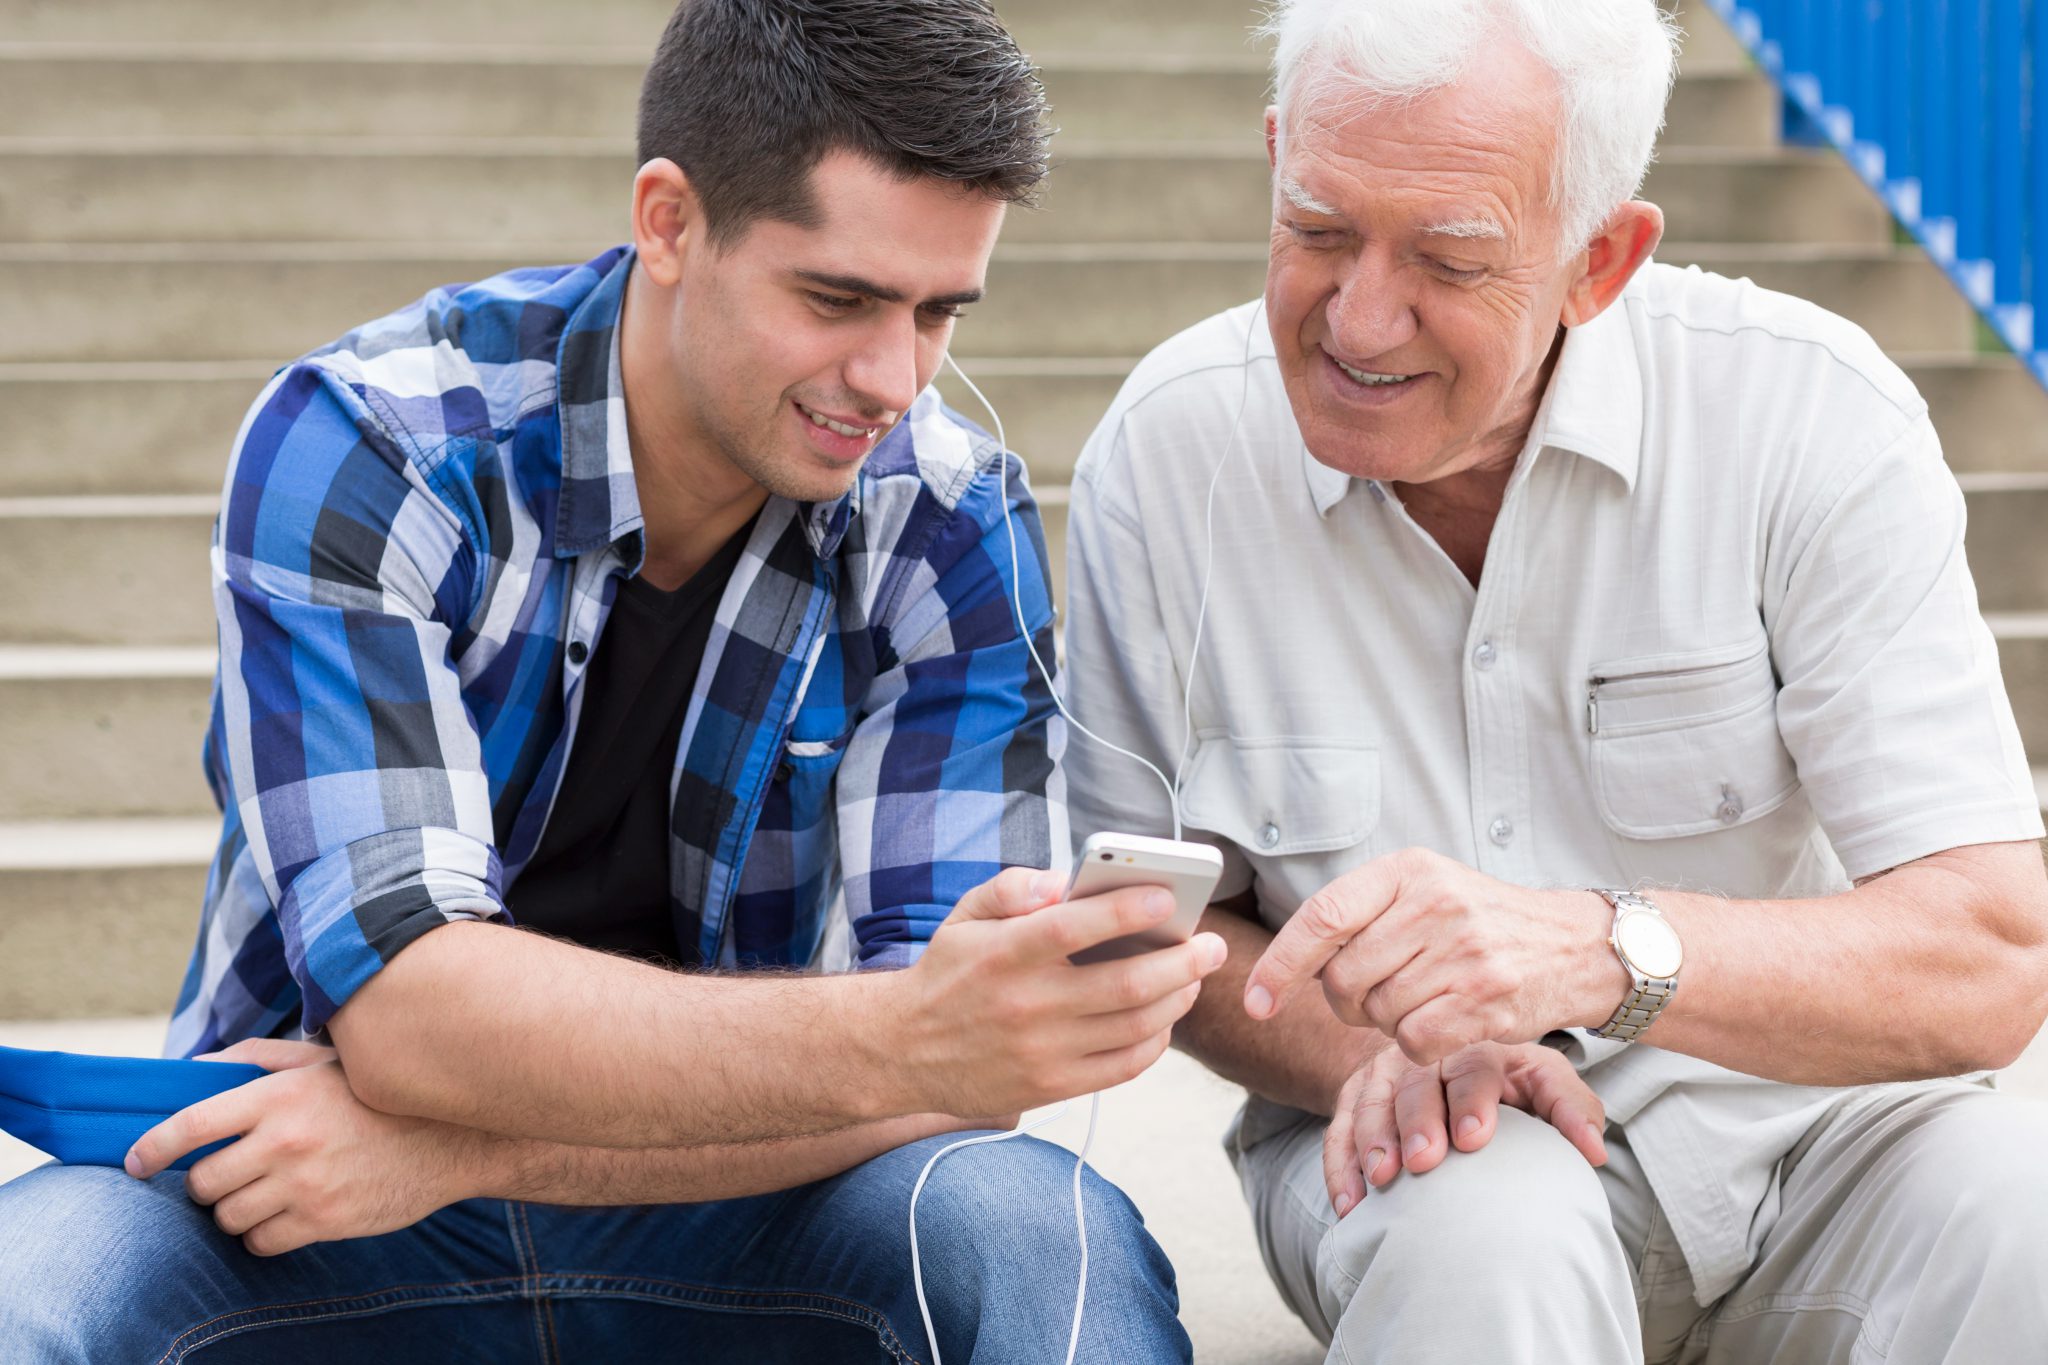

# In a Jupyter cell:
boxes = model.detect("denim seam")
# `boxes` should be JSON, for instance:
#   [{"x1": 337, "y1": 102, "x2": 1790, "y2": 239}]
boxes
[
  {"x1": 533, "y1": 1273, "x2": 925, "y2": 1364},
  {"x1": 514, "y1": 1202, "x2": 561, "y2": 1363},
  {"x1": 158, "y1": 1274, "x2": 926, "y2": 1364},
  {"x1": 502, "y1": 1201, "x2": 549, "y2": 1360},
  {"x1": 155, "y1": 1278, "x2": 544, "y2": 1363}
]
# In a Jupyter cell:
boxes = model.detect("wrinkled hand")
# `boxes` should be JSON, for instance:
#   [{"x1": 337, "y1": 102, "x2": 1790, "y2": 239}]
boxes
[
  {"x1": 126, "y1": 1039, "x2": 482, "y2": 1257},
  {"x1": 1246, "y1": 848, "x2": 1618, "y2": 1064},
  {"x1": 901, "y1": 867, "x2": 1228, "y2": 1117},
  {"x1": 1321, "y1": 1041, "x2": 1608, "y2": 1216}
]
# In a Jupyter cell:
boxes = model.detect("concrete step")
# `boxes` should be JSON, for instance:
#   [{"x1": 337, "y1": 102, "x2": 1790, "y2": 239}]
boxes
[
  {"x1": 1895, "y1": 355, "x2": 2048, "y2": 475},
  {"x1": 0, "y1": 818, "x2": 213, "y2": 1019},
  {"x1": 13, "y1": 352, "x2": 2040, "y2": 502},
  {"x1": 1966, "y1": 476, "x2": 2048, "y2": 615},
  {"x1": 0, "y1": 52, "x2": 1272, "y2": 147},
  {"x1": 0, "y1": 496, "x2": 216, "y2": 645},
  {"x1": 1662, "y1": 70, "x2": 1780, "y2": 149},
  {"x1": 0, "y1": 646, "x2": 217, "y2": 819},
  {"x1": 1657, "y1": 244, "x2": 1982, "y2": 354},
  {"x1": 0, "y1": 140, "x2": 1270, "y2": 248},
  {"x1": 0, "y1": 0, "x2": 1275, "y2": 58},
  {"x1": 1991, "y1": 615, "x2": 2048, "y2": 761},
  {"x1": 0, "y1": 142, "x2": 1896, "y2": 251},
  {"x1": 0, "y1": 362, "x2": 266, "y2": 497},
  {"x1": 1642, "y1": 149, "x2": 1893, "y2": 248},
  {"x1": 0, "y1": 241, "x2": 1981, "y2": 365},
  {"x1": 0, "y1": 240, "x2": 1269, "y2": 362}
]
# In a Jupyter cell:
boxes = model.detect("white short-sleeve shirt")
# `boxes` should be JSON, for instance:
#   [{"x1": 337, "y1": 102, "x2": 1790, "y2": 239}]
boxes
[{"x1": 1062, "y1": 261, "x2": 2044, "y2": 1302}]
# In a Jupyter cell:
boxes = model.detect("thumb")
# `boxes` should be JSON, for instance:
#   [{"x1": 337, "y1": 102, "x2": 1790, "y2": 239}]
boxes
[
  {"x1": 196, "y1": 1038, "x2": 335, "y2": 1072},
  {"x1": 945, "y1": 866, "x2": 1066, "y2": 924}
]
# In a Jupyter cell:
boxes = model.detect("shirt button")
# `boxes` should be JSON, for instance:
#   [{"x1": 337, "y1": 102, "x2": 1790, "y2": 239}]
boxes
[
  {"x1": 1717, "y1": 788, "x2": 1744, "y2": 824},
  {"x1": 1472, "y1": 639, "x2": 1497, "y2": 671},
  {"x1": 1488, "y1": 817, "x2": 1514, "y2": 846},
  {"x1": 1367, "y1": 481, "x2": 1388, "y2": 505},
  {"x1": 567, "y1": 640, "x2": 589, "y2": 665},
  {"x1": 1257, "y1": 822, "x2": 1281, "y2": 849}
]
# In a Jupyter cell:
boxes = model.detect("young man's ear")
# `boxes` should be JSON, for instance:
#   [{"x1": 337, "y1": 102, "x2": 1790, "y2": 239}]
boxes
[
  {"x1": 632, "y1": 159, "x2": 704, "y2": 288},
  {"x1": 1561, "y1": 200, "x2": 1663, "y2": 327}
]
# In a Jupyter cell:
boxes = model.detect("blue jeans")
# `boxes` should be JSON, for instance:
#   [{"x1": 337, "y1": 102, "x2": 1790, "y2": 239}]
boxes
[{"x1": 0, "y1": 1132, "x2": 1190, "y2": 1364}]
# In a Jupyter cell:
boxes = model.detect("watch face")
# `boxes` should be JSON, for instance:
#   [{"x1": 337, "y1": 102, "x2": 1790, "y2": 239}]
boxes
[{"x1": 1615, "y1": 912, "x2": 1683, "y2": 978}]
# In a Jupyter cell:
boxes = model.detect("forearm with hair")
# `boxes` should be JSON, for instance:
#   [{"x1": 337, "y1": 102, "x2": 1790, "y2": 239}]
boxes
[
  {"x1": 328, "y1": 919, "x2": 913, "y2": 1148},
  {"x1": 464, "y1": 1112, "x2": 983, "y2": 1207},
  {"x1": 1173, "y1": 896, "x2": 1386, "y2": 1116}
]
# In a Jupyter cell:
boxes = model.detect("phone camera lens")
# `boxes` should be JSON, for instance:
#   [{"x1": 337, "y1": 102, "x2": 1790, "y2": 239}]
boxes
[{"x1": 1100, "y1": 852, "x2": 1113, "y2": 861}]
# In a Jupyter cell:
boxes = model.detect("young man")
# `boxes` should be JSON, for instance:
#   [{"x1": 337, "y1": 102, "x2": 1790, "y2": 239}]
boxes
[{"x1": 0, "y1": 2, "x2": 1216, "y2": 1360}]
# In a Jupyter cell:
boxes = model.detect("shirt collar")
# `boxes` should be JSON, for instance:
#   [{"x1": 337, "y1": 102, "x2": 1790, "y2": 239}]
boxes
[
  {"x1": 552, "y1": 246, "x2": 858, "y2": 564},
  {"x1": 553, "y1": 247, "x2": 646, "y2": 560},
  {"x1": 1300, "y1": 270, "x2": 1647, "y2": 515}
]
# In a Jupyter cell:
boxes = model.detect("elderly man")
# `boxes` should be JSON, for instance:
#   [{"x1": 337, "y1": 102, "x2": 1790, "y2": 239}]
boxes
[{"x1": 1064, "y1": 0, "x2": 2048, "y2": 1359}]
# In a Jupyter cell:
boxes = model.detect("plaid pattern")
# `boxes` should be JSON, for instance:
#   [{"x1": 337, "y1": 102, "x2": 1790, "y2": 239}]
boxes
[{"x1": 169, "y1": 246, "x2": 1066, "y2": 1056}]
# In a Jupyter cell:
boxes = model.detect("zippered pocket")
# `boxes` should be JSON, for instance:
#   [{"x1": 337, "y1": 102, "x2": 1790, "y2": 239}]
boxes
[
  {"x1": 1586, "y1": 642, "x2": 1774, "y2": 735},
  {"x1": 1584, "y1": 640, "x2": 1798, "y2": 840}
]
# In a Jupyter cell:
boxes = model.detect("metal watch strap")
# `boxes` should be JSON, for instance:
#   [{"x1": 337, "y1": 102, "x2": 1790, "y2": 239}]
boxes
[{"x1": 1592, "y1": 888, "x2": 1678, "y2": 1043}]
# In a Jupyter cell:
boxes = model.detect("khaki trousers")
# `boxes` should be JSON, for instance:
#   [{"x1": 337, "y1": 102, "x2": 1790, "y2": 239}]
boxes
[{"x1": 1231, "y1": 1080, "x2": 2048, "y2": 1363}]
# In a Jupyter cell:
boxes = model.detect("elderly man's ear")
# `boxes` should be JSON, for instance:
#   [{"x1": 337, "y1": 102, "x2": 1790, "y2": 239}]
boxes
[{"x1": 1562, "y1": 201, "x2": 1663, "y2": 326}]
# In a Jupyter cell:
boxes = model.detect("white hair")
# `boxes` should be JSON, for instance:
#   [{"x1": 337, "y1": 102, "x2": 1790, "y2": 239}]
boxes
[{"x1": 1262, "y1": 0, "x2": 1681, "y2": 250}]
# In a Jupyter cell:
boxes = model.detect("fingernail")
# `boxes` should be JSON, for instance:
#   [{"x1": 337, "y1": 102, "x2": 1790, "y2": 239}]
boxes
[
  {"x1": 1031, "y1": 870, "x2": 1064, "y2": 901},
  {"x1": 1333, "y1": 1192, "x2": 1354, "y2": 1217},
  {"x1": 1200, "y1": 935, "x2": 1227, "y2": 970},
  {"x1": 1366, "y1": 1148, "x2": 1387, "y2": 1182},
  {"x1": 1456, "y1": 1115, "x2": 1481, "y2": 1142},
  {"x1": 1403, "y1": 1131, "x2": 1429, "y2": 1161},
  {"x1": 122, "y1": 1149, "x2": 142, "y2": 1178},
  {"x1": 1144, "y1": 890, "x2": 1175, "y2": 919}
]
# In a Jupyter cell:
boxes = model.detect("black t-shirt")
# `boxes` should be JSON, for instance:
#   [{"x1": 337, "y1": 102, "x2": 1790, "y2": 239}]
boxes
[{"x1": 507, "y1": 519, "x2": 756, "y2": 966}]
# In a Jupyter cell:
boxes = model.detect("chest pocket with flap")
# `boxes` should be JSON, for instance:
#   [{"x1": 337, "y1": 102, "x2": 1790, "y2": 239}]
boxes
[
  {"x1": 1179, "y1": 736, "x2": 1378, "y2": 857},
  {"x1": 1586, "y1": 639, "x2": 1800, "y2": 840}
]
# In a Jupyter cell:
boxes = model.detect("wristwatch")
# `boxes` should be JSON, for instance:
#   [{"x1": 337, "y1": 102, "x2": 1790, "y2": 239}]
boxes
[{"x1": 1590, "y1": 888, "x2": 1682, "y2": 1043}]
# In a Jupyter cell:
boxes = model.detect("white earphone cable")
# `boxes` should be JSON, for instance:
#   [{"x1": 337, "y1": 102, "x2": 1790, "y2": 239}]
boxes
[{"x1": 909, "y1": 306, "x2": 1263, "y2": 1364}]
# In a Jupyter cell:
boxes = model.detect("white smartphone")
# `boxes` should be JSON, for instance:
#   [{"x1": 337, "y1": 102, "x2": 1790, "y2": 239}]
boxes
[{"x1": 1062, "y1": 831, "x2": 1226, "y2": 965}]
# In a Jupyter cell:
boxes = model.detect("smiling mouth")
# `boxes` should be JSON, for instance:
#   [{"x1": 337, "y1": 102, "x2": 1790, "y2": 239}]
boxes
[
  {"x1": 795, "y1": 401, "x2": 880, "y2": 440},
  {"x1": 1331, "y1": 356, "x2": 1416, "y2": 387}
]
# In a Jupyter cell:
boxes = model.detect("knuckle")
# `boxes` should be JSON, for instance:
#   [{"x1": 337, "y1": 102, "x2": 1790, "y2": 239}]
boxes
[
  {"x1": 1111, "y1": 965, "x2": 1152, "y2": 1012},
  {"x1": 1044, "y1": 914, "x2": 1087, "y2": 956},
  {"x1": 1296, "y1": 891, "x2": 1352, "y2": 942}
]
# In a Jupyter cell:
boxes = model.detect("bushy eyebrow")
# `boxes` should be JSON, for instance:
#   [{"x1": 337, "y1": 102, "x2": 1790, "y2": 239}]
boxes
[
  {"x1": 1278, "y1": 175, "x2": 1342, "y2": 217},
  {"x1": 1419, "y1": 215, "x2": 1507, "y2": 241}
]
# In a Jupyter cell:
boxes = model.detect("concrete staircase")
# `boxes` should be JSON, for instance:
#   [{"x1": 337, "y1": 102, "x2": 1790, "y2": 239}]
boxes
[{"x1": 2, "y1": 0, "x2": 2046, "y2": 1021}]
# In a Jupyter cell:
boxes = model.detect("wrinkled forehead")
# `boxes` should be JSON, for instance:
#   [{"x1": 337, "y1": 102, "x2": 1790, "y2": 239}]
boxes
[{"x1": 1276, "y1": 43, "x2": 1563, "y2": 229}]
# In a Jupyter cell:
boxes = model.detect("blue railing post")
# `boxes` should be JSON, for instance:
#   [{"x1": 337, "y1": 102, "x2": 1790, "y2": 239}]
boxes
[
  {"x1": 2031, "y1": 0, "x2": 2048, "y2": 378},
  {"x1": 1988, "y1": 0, "x2": 2027, "y2": 348},
  {"x1": 1920, "y1": 0, "x2": 1957, "y2": 261},
  {"x1": 1951, "y1": 0, "x2": 1990, "y2": 303},
  {"x1": 1722, "y1": 0, "x2": 2048, "y2": 391}
]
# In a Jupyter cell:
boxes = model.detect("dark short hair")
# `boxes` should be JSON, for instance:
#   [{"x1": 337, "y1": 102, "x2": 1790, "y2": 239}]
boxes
[{"x1": 637, "y1": 0, "x2": 1050, "y2": 246}]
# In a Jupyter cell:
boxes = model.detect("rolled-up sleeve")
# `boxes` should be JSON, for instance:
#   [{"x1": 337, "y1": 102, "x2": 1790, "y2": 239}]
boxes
[
  {"x1": 838, "y1": 449, "x2": 1068, "y2": 969},
  {"x1": 1766, "y1": 411, "x2": 2045, "y2": 879},
  {"x1": 212, "y1": 364, "x2": 506, "y2": 1033}
]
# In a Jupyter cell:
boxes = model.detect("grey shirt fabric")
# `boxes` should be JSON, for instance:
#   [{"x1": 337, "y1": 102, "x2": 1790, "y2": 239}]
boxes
[{"x1": 1061, "y1": 262, "x2": 2044, "y2": 1302}]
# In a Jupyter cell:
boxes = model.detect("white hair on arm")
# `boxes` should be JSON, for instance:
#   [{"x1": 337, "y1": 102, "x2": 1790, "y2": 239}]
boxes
[{"x1": 1261, "y1": 0, "x2": 1680, "y2": 251}]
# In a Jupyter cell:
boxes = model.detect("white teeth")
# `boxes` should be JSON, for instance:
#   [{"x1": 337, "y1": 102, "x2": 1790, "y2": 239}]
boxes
[
  {"x1": 800, "y1": 404, "x2": 878, "y2": 440},
  {"x1": 1335, "y1": 359, "x2": 1412, "y2": 387}
]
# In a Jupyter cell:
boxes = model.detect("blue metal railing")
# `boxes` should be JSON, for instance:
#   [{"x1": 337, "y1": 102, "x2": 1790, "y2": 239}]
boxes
[{"x1": 1706, "y1": 0, "x2": 2048, "y2": 386}]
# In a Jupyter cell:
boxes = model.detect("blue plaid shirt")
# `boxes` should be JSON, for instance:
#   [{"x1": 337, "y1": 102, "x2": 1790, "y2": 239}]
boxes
[{"x1": 168, "y1": 246, "x2": 1067, "y2": 1056}]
